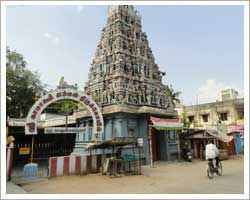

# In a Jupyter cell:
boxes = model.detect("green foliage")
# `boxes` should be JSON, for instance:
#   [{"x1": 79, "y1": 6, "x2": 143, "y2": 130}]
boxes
[
  {"x1": 60, "y1": 100, "x2": 78, "y2": 115},
  {"x1": 181, "y1": 113, "x2": 190, "y2": 128},
  {"x1": 163, "y1": 85, "x2": 181, "y2": 106},
  {"x1": 6, "y1": 47, "x2": 45, "y2": 118},
  {"x1": 44, "y1": 99, "x2": 79, "y2": 115},
  {"x1": 6, "y1": 47, "x2": 27, "y2": 70}
]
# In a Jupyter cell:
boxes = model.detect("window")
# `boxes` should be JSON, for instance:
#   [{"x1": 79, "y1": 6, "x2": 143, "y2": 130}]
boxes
[
  {"x1": 219, "y1": 112, "x2": 228, "y2": 121},
  {"x1": 188, "y1": 116, "x2": 194, "y2": 123},
  {"x1": 202, "y1": 114, "x2": 209, "y2": 123}
]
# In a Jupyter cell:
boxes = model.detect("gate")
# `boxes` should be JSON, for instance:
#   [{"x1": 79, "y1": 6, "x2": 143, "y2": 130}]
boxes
[{"x1": 12, "y1": 138, "x2": 75, "y2": 178}]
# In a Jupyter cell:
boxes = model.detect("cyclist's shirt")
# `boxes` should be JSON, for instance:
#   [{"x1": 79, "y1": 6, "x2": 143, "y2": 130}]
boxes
[{"x1": 205, "y1": 143, "x2": 219, "y2": 160}]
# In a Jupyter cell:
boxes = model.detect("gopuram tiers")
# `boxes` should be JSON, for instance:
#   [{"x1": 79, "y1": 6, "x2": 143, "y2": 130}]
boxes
[{"x1": 83, "y1": 5, "x2": 176, "y2": 115}]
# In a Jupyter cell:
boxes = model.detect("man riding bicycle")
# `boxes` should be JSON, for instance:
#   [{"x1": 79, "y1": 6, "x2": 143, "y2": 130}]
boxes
[{"x1": 205, "y1": 140, "x2": 220, "y2": 168}]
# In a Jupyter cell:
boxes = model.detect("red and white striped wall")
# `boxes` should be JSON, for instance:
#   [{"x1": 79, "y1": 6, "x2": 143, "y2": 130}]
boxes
[{"x1": 49, "y1": 154, "x2": 109, "y2": 177}]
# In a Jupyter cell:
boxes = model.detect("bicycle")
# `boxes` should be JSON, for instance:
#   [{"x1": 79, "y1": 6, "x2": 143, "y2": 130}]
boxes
[{"x1": 207, "y1": 158, "x2": 222, "y2": 179}]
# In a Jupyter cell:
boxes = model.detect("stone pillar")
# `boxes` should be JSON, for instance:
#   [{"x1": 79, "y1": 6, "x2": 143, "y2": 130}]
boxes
[{"x1": 71, "y1": 121, "x2": 90, "y2": 156}]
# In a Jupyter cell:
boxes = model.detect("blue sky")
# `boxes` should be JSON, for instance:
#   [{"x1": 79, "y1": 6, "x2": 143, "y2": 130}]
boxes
[{"x1": 6, "y1": 5, "x2": 244, "y2": 105}]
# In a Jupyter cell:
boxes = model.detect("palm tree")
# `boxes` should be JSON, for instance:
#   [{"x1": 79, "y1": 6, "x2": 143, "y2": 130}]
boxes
[
  {"x1": 163, "y1": 85, "x2": 181, "y2": 106},
  {"x1": 60, "y1": 100, "x2": 78, "y2": 128},
  {"x1": 44, "y1": 99, "x2": 79, "y2": 127}
]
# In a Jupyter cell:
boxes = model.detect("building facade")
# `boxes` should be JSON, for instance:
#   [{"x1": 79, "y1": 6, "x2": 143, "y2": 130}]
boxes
[
  {"x1": 178, "y1": 98, "x2": 244, "y2": 128},
  {"x1": 177, "y1": 97, "x2": 244, "y2": 160}
]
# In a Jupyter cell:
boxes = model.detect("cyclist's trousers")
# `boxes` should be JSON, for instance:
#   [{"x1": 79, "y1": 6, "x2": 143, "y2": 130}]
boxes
[
  {"x1": 215, "y1": 156, "x2": 220, "y2": 167},
  {"x1": 208, "y1": 157, "x2": 220, "y2": 167}
]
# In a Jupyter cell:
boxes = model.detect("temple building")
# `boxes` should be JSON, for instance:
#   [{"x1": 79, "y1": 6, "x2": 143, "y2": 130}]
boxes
[{"x1": 75, "y1": 5, "x2": 181, "y2": 163}]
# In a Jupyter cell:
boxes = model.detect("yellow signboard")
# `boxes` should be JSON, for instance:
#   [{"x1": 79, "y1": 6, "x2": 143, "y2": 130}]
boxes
[{"x1": 19, "y1": 147, "x2": 30, "y2": 155}]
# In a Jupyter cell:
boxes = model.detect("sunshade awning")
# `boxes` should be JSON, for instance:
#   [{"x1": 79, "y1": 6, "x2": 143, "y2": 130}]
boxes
[
  {"x1": 228, "y1": 125, "x2": 244, "y2": 133},
  {"x1": 150, "y1": 117, "x2": 182, "y2": 130},
  {"x1": 205, "y1": 129, "x2": 233, "y2": 143}
]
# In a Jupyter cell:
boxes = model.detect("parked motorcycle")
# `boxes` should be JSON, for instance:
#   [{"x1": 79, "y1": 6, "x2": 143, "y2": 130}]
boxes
[
  {"x1": 182, "y1": 142, "x2": 192, "y2": 162},
  {"x1": 185, "y1": 151, "x2": 192, "y2": 162}
]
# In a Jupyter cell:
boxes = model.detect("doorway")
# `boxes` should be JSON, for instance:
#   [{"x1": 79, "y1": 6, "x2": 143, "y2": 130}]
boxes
[{"x1": 151, "y1": 129, "x2": 179, "y2": 161}]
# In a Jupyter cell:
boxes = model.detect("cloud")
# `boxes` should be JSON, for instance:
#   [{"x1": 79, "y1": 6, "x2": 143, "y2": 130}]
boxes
[
  {"x1": 76, "y1": 5, "x2": 84, "y2": 14},
  {"x1": 44, "y1": 32, "x2": 51, "y2": 39},
  {"x1": 43, "y1": 32, "x2": 60, "y2": 45},
  {"x1": 196, "y1": 79, "x2": 243, "y2": 104},
  {"x1": 52, "y1": 37, "x2": 60, "y2": 45}
]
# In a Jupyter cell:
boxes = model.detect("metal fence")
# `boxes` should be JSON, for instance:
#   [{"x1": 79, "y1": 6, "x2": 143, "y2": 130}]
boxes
[{"x1": 12, "y1": 143, "x2": 73, "y2": 178}]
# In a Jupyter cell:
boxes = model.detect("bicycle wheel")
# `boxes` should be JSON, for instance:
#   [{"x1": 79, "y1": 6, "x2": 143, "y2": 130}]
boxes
[
  {"x1": 216, "y1": 162, "x2": 222, "y2": 176},
  {"x1": 207, "y1": 168, "x2": 214, "y2": 179}
]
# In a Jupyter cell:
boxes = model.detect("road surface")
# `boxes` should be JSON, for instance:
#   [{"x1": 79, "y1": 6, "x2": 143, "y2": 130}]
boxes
[{"x1": 18, "y1": 155, "x2": 244, "y2": 194}]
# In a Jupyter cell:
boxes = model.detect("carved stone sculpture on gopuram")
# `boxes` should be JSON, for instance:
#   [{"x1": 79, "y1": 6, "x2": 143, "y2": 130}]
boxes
[{"x1": 84, "y1": 5, "x2": 173, "y2": 110}]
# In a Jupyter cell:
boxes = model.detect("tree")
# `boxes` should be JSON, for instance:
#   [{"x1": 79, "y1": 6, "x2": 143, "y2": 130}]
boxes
[
  {"x1": 181, "y1": 112, "x2": 190, "y2": 128},
  {"x1": 163, "y1": 85, "x2": 181, "y2": 106},
  {"x1": 6, "y1": 47, "x2": 26, "y2": 70},
  {"x1": 44, "y1": 99, "x2": 79, "y2": 127},
  {"x1": 44, "y1": 100, "x2": 79, "y2": 114},
  {"x1": 60, "y1": 100, "x2": 78, "y2": 128},
  {"x1": 6, "y1": 47, "x2": 45, "y2": 118}
]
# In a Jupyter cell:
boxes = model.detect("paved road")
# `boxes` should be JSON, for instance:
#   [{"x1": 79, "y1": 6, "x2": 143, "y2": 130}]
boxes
[{"x1": 16, "y1": 155, "x2": 244, "y2": 194}]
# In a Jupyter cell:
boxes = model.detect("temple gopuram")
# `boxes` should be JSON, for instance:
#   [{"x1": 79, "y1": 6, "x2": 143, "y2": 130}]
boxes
[{"x1": 75, "y1": 5, "x2": 181, "y2": 163}]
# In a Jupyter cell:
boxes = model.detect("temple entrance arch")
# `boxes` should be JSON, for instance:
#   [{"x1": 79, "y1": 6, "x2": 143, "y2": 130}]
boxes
[{"x1": 25, "y1": 88, "x2": 104, "y2": 141}]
